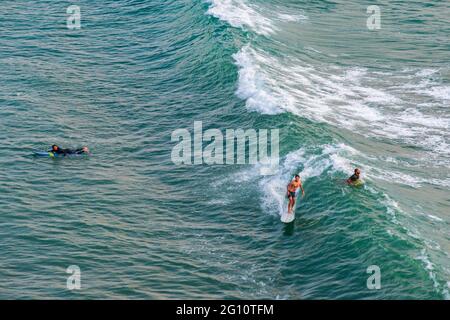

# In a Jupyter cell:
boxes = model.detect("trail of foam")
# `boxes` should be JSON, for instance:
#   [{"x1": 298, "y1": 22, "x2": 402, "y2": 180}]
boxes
[
  {"x1": 206, "y1": 0, "x2": 306, "y2": 35},
  {"x1": 368, "y1": 190, "x2": 450, "y2": 299},
  {"x1": 232, "y1": 46, "x2": 450, "y2": 161},
  {"x1": 259, "y1": 144, "x2": 450, "y2": 298},
  {"x1": 416, "y1": 249, "x2": 450, "y2": 300},
  {"x1": 207, "y1": 0, "x2": 450, "y2": 299}
]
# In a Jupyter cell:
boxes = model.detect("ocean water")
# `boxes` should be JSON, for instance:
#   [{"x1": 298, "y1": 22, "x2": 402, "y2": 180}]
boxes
[{"x1": 0, "y1": 0, "x2": 449, "y2": 299}]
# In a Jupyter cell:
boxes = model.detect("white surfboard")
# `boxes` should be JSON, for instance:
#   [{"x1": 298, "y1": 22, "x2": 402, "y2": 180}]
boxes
[{"x1": 281, "y1": 211, "x2": 295, "y2": 223}]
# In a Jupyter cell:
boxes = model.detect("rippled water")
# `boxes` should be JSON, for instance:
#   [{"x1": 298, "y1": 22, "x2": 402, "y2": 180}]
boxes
[{"x1": 0, "y1": 0, "x2": 449, "y2": 299}]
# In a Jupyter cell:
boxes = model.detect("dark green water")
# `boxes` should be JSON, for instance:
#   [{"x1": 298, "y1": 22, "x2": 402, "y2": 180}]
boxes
[{"x1": 0, "y1": 0, "x2": 449, "y2": 299}]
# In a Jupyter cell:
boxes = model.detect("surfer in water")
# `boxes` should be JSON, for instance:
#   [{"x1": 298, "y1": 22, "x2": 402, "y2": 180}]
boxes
[
  {"x1": 50, "y1": 145, "x2": 90, "y2": 156},
  {"x1": 286, "y1": 174, "x2": 305, "y2": 214},
  {"x1": 347, "y1": 168, "x2": 361, "y2": 185}
]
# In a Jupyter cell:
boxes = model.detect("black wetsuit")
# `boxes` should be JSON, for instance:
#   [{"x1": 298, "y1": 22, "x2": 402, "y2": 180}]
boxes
[
  {"x1": 349, "y1": 174, "x2": 359, "y2": 182},
  {"x1": 50, "y1": 148, "x2": 86, "y2": 156}
]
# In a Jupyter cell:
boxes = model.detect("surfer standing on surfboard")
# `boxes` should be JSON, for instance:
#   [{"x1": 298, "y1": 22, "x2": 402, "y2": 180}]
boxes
[
  {"x1": 286, "y1": 175, "x2": 305, "y2": 214},
  {"x1": 347, "y1": 168, "x2": 362, "y2": 185}
]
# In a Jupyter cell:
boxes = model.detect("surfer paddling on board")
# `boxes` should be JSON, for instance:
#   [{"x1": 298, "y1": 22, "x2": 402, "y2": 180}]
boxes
[
  {"x1": 286, "y1": 175, "x2": 305, "y2": 214},
  {"x1": 347, "y1": 168, "x2": 362, "y2": 185}
]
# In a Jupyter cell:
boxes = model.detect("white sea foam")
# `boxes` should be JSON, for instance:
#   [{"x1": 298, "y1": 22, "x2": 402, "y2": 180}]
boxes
[
  {"x1": 231, "y1": 46, "x2": 450, "y2": 160},
  {"x1": 415, "y1": 68, "x2": 439, "y2": 78},
  {"x1": 210, "y1": 2, "x2": 450, "y2": 297},
  {"x1": 376, "y1": 194, "x2": 450, "y2": 299},
  {"x1": 397, "y1": 109, "x2": 450, "y2": 129},
  {"x1": 416, "y1": 249, "x2": 450, "y2": 299},
  {"x1": 427, "y1": 214, "x2": 444, "y2": 222},
  {"x1": 219, "y1": 140, "x2": 449, "y2": 297}
]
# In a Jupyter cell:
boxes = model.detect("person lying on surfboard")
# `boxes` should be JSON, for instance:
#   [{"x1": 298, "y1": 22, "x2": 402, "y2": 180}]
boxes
[
  {"x1": 286, "y1": 174, "x2": 305, "y2": 214},
  {"x1": 347, "y1": 168, "x2": 362, "y2": 185},
  {"x1": 49, "y1": 145, "x2": 90, "y2": 156}
]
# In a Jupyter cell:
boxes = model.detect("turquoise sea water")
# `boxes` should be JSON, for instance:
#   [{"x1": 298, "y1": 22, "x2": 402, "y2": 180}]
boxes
[{"x1": 0, "y1": 0, "x2": 449, "y2": 299}]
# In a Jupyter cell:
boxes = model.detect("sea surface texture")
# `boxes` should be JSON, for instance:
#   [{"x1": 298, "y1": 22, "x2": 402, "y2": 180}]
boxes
[{"x1": 0, "y1": 0, "x2": 449, "y2": 299}]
